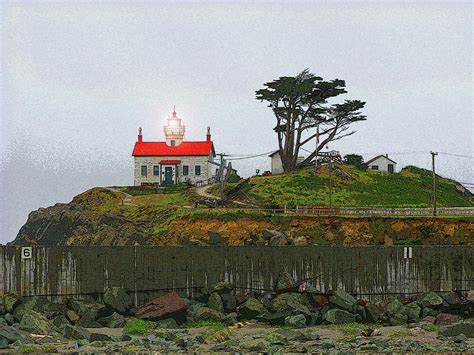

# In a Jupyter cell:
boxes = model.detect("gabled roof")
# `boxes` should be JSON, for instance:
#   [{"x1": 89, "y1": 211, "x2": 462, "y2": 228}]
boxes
[
  {"x1": 132, "y1": 141, "x2": 215, "y2": 157},
  {"x1": 366, "y1": 155, "x2": 397, "y2": 165}
]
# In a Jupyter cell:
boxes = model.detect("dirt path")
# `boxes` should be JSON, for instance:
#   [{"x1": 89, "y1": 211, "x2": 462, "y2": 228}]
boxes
[
  {"x1": 104, "y1": 187, "x2": 137, "y2": 206},
  {"x1": 195, "y1": 184, "x2": 220, "y2": 199}
]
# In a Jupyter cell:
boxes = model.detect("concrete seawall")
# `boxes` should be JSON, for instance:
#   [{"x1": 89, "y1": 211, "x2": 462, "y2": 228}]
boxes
[{"x1": 1, "y1": 246, "x2": 472, "y2": 304}]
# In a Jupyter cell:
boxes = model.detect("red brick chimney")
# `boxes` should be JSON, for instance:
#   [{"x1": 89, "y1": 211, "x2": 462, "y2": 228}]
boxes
[
  {"x1": 206, "y1": 126, "x2": 211, "y2": 142},
  {"x1": 138, "y1": 127, "x2": 143, "y2": 143}
]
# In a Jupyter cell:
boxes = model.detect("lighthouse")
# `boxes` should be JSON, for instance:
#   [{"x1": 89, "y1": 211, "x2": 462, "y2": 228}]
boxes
[{"x1": 163, "y1": 106, "x2": 185, "y2": 147}]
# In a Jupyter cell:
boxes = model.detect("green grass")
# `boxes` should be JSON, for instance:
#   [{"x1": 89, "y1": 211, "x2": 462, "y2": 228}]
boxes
[
  {"x1": 388, "y1": 330, "x2": 416, "y2": 337},
  {"x1": 235, "y1": 165, "x2": 473, "y2": 208},
  {"x1": 20, "y1": 345, "x2": 36, "y2": 353},
  {"x1": 182, "y1": 320, "x2": 225, "y2": 331},
  {"x1": 123, "y1": 319, "x2": 155, "y2": 335},
  {"x1": 325, "y1": 322, "x2": 379, "y2": 336},
  {"x1": 421, "y1": 323, "x2": 438, "y2": 332}
]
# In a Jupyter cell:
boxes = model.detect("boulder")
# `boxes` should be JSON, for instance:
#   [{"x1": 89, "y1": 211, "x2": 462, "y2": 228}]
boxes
[
  {"x1": 365, "y1": 303, "x2": 385, "y2": 322},
  {"x1": 435, "y1": 313, "x2": 462, "y2": 326},
  {"x1": 275, "y1": 271, "x2": 296, "y2": 292},
  {"x1": 194, "y1": 307, "x2": 227, "y2": 322},
  {"x1": 90, "y1": 332, "x2": 113, "y2": 342},
  {"x1": 14, "y1": 296, "x2": 66, "y2": 321},
  {"x1": 258, "y1": 310, "x2": 293, "y2": 325},
  {"x1": 329, "y1": 289, "x2": 356, "y2": 312},
  {"x1": 421, "y1": 307, "x2": 438, "y2": 318},
  {"x1": 0, "y1": 325, "x2": 31, "y2": 346},
  {"x1": 51, "y1": 315, "x2": 70, "y2": 333},
  {"x1": 97, "y1": 312, "x2": 125, "y2": 328},
  {"x1": 66, "y1": 310, "x2": 80, "y2": 324},
  {"x1": 271, "y1": 293, "x2": 311, "y2": 313},
  {"x1": 405, "y1": 302, "x2": 421, "y2": 322},
  {"x1": 419, "y1": 292, "x2": 443, "y2": 308},
  {"x1": 439, "y1": 319, "x2": 474, "y2": 338},
  {"x1": 155, "y1": 318, "x2": 179, "y2": 329},
  {"x1": 441, "y1": 292, "x2": 461, "y2": 305},
  {"x1": 63, "y1": 324, "x2": 92, "y2": 340},
  {"x1": 284, "y1": 314, "x2": 306, "y2": 328},
  {"x1": 237, "y1": 297, "x2": 266, "y2": 319},
  {"x1": 386, "y1": 299, "x2": 408, "y2": 325},
  {"x1": 2, "y1": 293, "x2": 20, "y2": 314},
  {"x1": 135, "y1": 292, "x2": 187, "y2": 321},
  {"x1": 103, "y1": 287, "x2": 131, "y2": 314},
  {"x1": 221, "y1": 293, "x2": 237, "y2": 312},
  {"x1": 269, "y1": 234, "x2": 289, "y2": 246},
  {"x1": 225, "y1": 312, "x2": 237, "y2": 326},
  {"x1": 208, "y1": 230, "x2": 225, "y2": 246},
  {"x1": 262, "y1": 229, "x2": 285, "y2": 241},
  {"x1": 70, "y1": 300, "x2": 106, "y2": 327},
  {"x1": 203, "y1": 282, "x2": 234, "y2": 296},
  {"x1": 19, "y1": 310, "x2": 51, "y2": 335},
  {"x1": 208, "y1": 293, "x2": 224, "y2": 313},
  {"x1": 466, "y1": 290, "x2": 474, "y2": 303},
  {"x1": 324, "y1": 309, "x2": 356, "y2": 324}
]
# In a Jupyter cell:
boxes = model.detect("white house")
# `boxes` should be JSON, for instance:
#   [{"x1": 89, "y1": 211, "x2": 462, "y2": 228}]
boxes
[
  {"x1": 268, "y1": 151, "x2": 305, "y2": 174},
  {"x1": 132, "y1": 108, "x2": 216, "y2": 186},
  {"x1": 366, "y1": 154, "x2": 397, "y2": 173}
]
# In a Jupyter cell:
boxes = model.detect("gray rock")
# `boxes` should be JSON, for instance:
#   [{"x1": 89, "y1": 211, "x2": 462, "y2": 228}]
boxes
[
  {"x1": 208, "y1": 230, "x2": 225, "y2": 245},
  {"x1": 225, "y1": 312, "x2": 237, "y2": 325},
  {"x1": 207, "y1": 293, "x2": 224, "y2": 313},
  {"x1": 121, "y1": 334, "x2": 132, "y2": 341},
  {"x1": 70, "y1": 299, "x2": 106, "y2": 327},
  {"x1": 155, "y1": 318, "x2": 178, "y2": 329},
  {"x1": 2, "y1": 293, "x2": 20, "y2": 314},
  {"x1": 274, "y1": 328, "x2": 305, "y2": 341},
  {"x1": 271, "y1": 293, "x2": 311, "y2": 313},
  {"x1": 386, "y1": 299, "x2": 408, "y2": 325},
  {"x1": 275, "y1": 271, "x2": 296, "y2": 291},
  {"x1": 293, "y1": 236, "x2": 308, "y2": 246},
  {"x1": 284, "y1": 314, "x2": 306, "y2": 328},
  {"x1": 439, "y1": 319, "x2": 474, "y2": 338},
  {"x1": 406, "y1": 302, "x2": 421, "y2": 322},
  {"x1": 19, "y1": 309, "x2": 51, "y2": 335},
  {"x1": 324, "y1": 308, "x2": 356, "y2": 324},
  {"x1": 237, "y1": 297, "x2": 266, "y2": 319},
  {"x1": 51, "y1": 315, "x2": 70, "y2": 333},
  {"x1": 258, "y1": 310, "x2": 293, "y2": 325},
  {"x1": 441, "y1": 292, "x2": 461, "y2": 305},
  {"x1": 103, "y1": 287, "x2": 131, "y2": 314},
  {"x1": 419, "y1": 292, "x2": 444, "y2": 308},
  {"x1": 90, "y1": 332, "x2": 113, "y2": 342},
  {"x1": 66, "y1": 310, "x2": 80, "y2": 324},
  {"x1": 329, "y1": 289, "x2": 356, "y2": 312},
  {"x1": 435, "y1": 313, "x2": 461, "y2": 326},
  {"x1": 63, "y1": 324, "x2": 92, "y2": 340},
  {"x1": 97, "y1": 312, "x2": 125, "y2": 328},
  {"x1": 203, "y1": 282, "x2": 234, "y2": 295},
  {"x1": 269, "y1": 234, "x2": 289, "y2": 246},
  {"x1": 452, "y1": 333, "x2": 468, "y2": 343},
  {"x1": 194, "y1": 307, "x2": 227, "y2": 322},
  {"x1": 221, "y1": 293, "x2": 236, "y2": 312},
  {"x1": 0, "y1": 325, "x2": 31, "y2": 345},
  {"x1": 422, "y1": 307, "x2": 438, "y2": 318},
  {"x1": 365, "y1": 303, "x2": 385, "y2": 322},
  {"x1": 465, "y1": 290, "x2": 474, "y2": 303}
]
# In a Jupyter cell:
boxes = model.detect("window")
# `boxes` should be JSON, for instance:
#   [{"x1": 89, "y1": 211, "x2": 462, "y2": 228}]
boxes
[
  {"x1": 183, "y1": 165, "x2": 189, "y2": 176},
  {"x1": 141, "y1": 165, "x2": 147, "y2": 176},
  {"x1": 153, "y1": 165, "x2": 160, "y2": 176},
  {"x1": 170, "y1": 140, "x2": 175, "y2": 147},
  {"x1": 371, "y1": 165, "x2": 379, "y2": 170},
  {"x1": 195, "y1": 165, "x2": 201, "y2": 176}
]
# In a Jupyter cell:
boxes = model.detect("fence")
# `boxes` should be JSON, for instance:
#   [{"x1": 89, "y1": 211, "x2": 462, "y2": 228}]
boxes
[
  {"x1": 193, "y1": 206, "x2": 474, "y2": 217},
  {"x1": 1, "y1": 246, "x2": 473, "y2": 304}
]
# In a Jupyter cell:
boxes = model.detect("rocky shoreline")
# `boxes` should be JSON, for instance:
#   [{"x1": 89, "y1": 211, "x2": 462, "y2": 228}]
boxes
[{"x1": 1, "y1": 272, "x2": 474, "y2": 352}]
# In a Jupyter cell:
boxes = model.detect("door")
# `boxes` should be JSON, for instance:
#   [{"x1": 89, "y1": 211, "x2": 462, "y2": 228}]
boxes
[
  {"x1": 163, "y1": 167, "x2": 174, "y2": 186},
  {"x1": 388, "y1": 164, "x2": 394, "y2": 173}
]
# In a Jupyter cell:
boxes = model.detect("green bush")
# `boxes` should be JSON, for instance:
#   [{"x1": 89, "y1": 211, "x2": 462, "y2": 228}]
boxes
[{"x1": 123, "y1": 319, "x2": 154, "y2": 335}]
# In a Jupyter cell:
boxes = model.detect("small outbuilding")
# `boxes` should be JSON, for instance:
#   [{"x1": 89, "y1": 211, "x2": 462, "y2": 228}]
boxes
[
  {"x1": 366, "y1": 154, "x2": 397, "y2": 173},
  {"x1": 268, "y1": 151, "x2": 304, "y2": 174}
]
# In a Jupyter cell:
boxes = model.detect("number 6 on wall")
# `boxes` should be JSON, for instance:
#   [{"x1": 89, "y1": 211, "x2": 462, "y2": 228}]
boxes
[{"x1": 21, "y1": 247, "x2": 32, "y2": 259}]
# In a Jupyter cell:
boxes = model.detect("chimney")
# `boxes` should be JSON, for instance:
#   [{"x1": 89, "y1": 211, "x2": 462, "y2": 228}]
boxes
[
  {"x1": 138, "y1": 127, "x2": 142, "y2": 143},
  {"x1": 206, "y1": 126, "x2": 211, "y2": 142},
  {"x1": 385, "y1": 154, "x2": 388, "y2": 158}
]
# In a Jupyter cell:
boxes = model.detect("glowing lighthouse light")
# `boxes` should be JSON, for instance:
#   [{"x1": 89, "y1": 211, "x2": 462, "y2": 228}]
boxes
[{"x1": 164, "y1": 106, "x2": 185, "y2": 147}]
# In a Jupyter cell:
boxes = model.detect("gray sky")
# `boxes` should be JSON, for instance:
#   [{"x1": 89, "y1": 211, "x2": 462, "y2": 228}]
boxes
[{"x1": 0, "y1": 1, "x2": 473, "y2": 243}]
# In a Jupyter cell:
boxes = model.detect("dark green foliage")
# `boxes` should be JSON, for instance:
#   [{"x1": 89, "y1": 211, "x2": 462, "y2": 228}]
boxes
[{"x1": 343, "y1": 154, "x2": 366, "y2": 170}]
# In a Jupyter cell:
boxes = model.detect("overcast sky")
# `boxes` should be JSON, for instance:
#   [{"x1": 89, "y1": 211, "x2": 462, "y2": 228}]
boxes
[{"x1": 0, "y1": 1, "x2": 472, "y2": 243}]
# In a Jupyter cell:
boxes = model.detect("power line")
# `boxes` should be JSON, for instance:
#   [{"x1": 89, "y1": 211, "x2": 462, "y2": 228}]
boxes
[
  {"x1": 438, "y1": 152, "x2": 474, "y2": 159},
  {"x1": 227, "y1": 151, "x2": 275, "y2": 160}
]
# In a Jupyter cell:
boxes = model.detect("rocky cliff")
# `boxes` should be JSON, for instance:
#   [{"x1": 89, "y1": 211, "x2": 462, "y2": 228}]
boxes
[{"x1": 11, "y1": 187, "x2": 474, "y2": 246}]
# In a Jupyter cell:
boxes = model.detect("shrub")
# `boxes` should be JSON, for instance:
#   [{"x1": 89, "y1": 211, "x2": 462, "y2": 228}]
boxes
[{"x1": 123, "y1": 319, "x2": 154, "y2": 335}]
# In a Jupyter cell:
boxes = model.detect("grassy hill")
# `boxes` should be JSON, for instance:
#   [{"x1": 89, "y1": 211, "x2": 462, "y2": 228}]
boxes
[{"x1": 219, "y1": 165, "x2": 473, "y2": 208}]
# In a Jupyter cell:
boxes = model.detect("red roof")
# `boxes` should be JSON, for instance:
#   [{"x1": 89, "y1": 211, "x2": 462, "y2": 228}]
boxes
[
  {"x1": 160, "y1": 159, "x2": 181, "y2": 165},
  {"x1": 132, "y1": 141, "x2": 214, "y2": 157}
]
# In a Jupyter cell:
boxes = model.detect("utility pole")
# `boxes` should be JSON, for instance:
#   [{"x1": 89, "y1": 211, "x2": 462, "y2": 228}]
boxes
[
  {"x1": 329, "y1": 159, "x2": 333, "y2": 207},
  {"x1": 430, "y1": 151, "x2": 438, "y2": 216},
  {"x1": 216, "y1": 153, "x2": 227, "y2": 201}
]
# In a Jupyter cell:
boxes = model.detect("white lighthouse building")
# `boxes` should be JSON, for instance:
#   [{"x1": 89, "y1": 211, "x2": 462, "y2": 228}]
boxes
[{"x1": 132, "y1": 108, "x2": 216, "y2": 186}]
